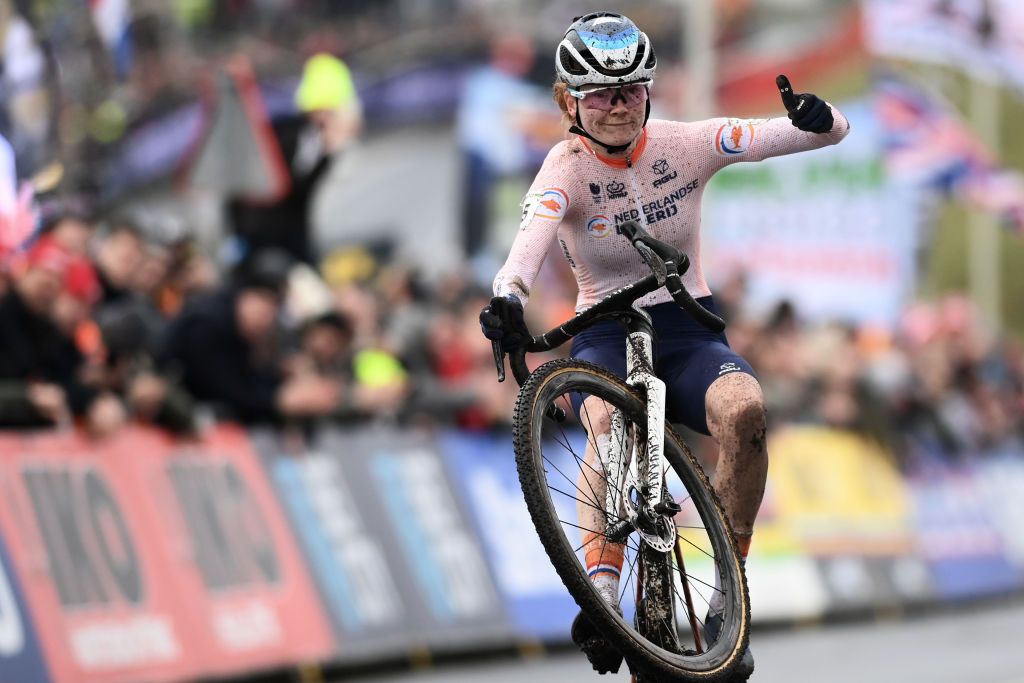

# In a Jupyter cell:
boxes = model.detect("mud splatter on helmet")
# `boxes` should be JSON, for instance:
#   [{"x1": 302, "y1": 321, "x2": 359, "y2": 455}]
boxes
[{"x1": 556, "y1": 12, "x2": 656, "y2": 88}]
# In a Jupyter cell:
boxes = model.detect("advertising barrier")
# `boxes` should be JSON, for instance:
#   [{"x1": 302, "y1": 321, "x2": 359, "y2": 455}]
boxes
[
  {"x1": 121, "y1": 426, "x2": 335, "y2": 677},
  {"x1": 259, "y1": 427, "x2": 512, "y2": 660},
  {"x1": 439, "y1": 430, "x2": 579, "y2": 639},
  {"x1": 0, "y1": 427, "x2": 334, "y2": 683},
  {"x1": 0, "y1": 533, "x2": 52, "y2": 683},
  {"x1": 0, "y1": 422, "x2": 1022, "y2": 682},
  {"x1": 908, "y1": 459, "x2": 1021, "y2": 600},
  {"x1": 0, "y1": 430, "x2": 204, "y2": 683},
  {"x1": 765, "y1": 427, "x2": 934, "y2": 610}
]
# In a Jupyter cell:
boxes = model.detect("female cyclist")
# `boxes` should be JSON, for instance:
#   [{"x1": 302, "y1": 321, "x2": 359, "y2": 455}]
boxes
[{"x1": 480, "y1": 11, "x2": 849, "y2": 677}]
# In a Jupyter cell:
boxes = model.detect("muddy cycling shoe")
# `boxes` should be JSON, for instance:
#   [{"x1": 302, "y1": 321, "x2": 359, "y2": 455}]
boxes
[
  {"x1": 571, "y1": 608, "x2": 624, "y2": 674},
  {"x1": 703, "y1": 611, "x2": 754, "y2": 681}
]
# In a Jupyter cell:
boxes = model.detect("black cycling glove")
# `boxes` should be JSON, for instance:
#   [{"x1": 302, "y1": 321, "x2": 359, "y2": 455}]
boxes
[
  {"x1": 777, "y1": 74, "x2": 834, "y2": 134},
  {"x1": 479, "y1": 295, "x2": 529, "y2": 351}
]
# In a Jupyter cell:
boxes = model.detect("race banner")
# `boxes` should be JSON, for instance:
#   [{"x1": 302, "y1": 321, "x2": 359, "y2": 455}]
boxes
[
  {"x1": 767, "y1": 426, "x2": 915, "y2": 555},
  {"x1": 972, "y1": 454, "x2": 1024, "y2": 572},
  {"x1": 813, "y1": 554, "x2": 933, "y2": 612},
  {"x1": 906, "y1": 453, "x2": 1021, "y2": 600},
  {"x1": 0, "y1": 430, "x2": 203, "y2": 683},
  {"x1": 117, "y1": 425, "x2": 335, "y2": 678},
  {"x1": 260, "y1": 435, "x2": 423, "y2": 659},
  {"x1": 764, "y1": 426, "x2": 932, "y2": 610},
  {"x1": 0, "y1": 532, "x2": 52, "y2": 683},
  {"x1": 438, "y1": 430, "x2": 578, "y2": 639},
  {"x1": 703, "y1": 100, "x2": 922, "y2": 326},
  {"x1": 262, "y1": 427, "x2": 512, "y2": 657},
  {"x1": 863, "y1": 0, "x2": 1024, "y2": 92}
]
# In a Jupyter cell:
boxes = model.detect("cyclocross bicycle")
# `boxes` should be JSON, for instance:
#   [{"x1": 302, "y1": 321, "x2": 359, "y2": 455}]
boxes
[{"x1": 491, "y1": 220, "x2": 751, "y2": 682}]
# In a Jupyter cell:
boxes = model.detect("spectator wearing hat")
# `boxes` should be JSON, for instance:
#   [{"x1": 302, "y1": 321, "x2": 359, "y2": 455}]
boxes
[
  {"x1": 226, "y1": 52, "x2": 362, "y2": 266},
  {"x1": 158, "y1": 249, "x2": 341, "y2": 423}
]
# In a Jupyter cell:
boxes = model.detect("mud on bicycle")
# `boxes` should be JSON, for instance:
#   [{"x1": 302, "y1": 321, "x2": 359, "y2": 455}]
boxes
[{"x1": 486, "y1": 220, "x2": 753, "y2": 682}]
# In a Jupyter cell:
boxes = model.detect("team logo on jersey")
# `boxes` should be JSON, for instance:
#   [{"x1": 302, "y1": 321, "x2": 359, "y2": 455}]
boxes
[
  {"x1": 606, "y1": 181, "x2": 627, "y2": 199},
  {"x1": 535, "y1": 187, "x2": 570, "y2": 220},
  {"x1": 714, "y1": 119, "x2": 758, "y2": 156},
  {"x1": 587, "y1": 215, "x2": 613, "y2": 238},
  {"x1": 651, "y1": 158, "x2": 678, "y2": 188},
  {"x1": 559, "y1": 239, "x2": 577, "y2": 268}
]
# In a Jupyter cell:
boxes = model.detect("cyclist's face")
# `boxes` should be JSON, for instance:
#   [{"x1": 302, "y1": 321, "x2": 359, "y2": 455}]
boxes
[{"x1": 567, "y1": 83, "x2": 647, "y2": 148}]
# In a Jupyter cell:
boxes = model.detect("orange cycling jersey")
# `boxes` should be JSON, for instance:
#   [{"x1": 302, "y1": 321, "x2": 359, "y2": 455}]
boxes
[{"x1": 493, "y1": 107, "x2": 851, "y2": 311}]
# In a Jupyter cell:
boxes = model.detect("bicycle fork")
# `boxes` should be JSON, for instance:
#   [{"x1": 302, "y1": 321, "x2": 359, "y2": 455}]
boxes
[
  {"x1": 602, "y1": 326, "x2": 667, "y2": 544},
  {"x1": 608, "y1": 315, "x2": 683, "y2": 652},
  {"x1": 625, "y1": 329, "x2": 667, "y2": 517}
]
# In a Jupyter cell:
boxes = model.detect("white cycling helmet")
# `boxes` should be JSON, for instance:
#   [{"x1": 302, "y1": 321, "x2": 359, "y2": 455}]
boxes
[{"x1": 556, "y1": 12, "x2": 656, "y2": 88}]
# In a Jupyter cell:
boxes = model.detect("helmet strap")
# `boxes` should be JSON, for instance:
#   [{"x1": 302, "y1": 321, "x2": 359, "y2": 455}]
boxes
[{"x1": 569, "y1": 96, "x2": 652, "y2": 156}]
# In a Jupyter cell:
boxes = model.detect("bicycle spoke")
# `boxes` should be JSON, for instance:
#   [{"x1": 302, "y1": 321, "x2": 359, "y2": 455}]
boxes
[
  {"x1": 675, "y1": 565, "x2": 717, "y2": 619},
  {"x1": 542, "y1": 454, "x2": 604, "y2": 510},
  {"x1": 547, "y1": 483, "x2": 630, "y2": 526},
  {"x1": 666, "y1": 554, "x2": 723, "y2": 596},
  {"x1": 676, "y1": 533, "x2": 715, "y2": 560},
  {"x1": 618, "y1": 544, "x2": 641, "y2": 607},
  {"x1": 549, "y1": 426, "x2": 606, "y2": 508},
  {"x1": 572, "y1": 534, "x2": 642, "y2": 558},
  {"x1": 544, "y1": 450, "x2": 606, "y2": 509},
  {"x1": 516, "y1": 364, "x2": 748, "y2": 673},
  {"x1": 560, "y1": 421, "x2": 614, "y2": 513},
  {"x1": 572, "y1": 392, "x2": 637, "y2": 537},
  {"x1": 594, "y1": 396, "x2": 635, "y2": 521},
  {"x1": 556, "y1": 516, "x2": 642, "y2": 554}
]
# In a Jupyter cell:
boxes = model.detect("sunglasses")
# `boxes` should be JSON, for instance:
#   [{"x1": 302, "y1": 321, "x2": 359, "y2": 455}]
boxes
[{"x1": 568, "y1": 82, "x2": 651, "y2": 111}]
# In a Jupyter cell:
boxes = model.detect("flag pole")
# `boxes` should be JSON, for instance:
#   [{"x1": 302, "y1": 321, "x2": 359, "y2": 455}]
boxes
[
  {"x1": 683, "y1": 0, "x2": 716, "y2": 121},
  {"x1": 967, "y1": 76, "x2": 1002, "y2": 329}
]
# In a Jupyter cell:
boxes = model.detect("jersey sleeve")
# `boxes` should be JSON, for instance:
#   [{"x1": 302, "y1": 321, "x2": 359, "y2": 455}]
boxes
[
  {"x1": 492, "y1": 145, "x2": 578, "y2": 308},
  {"x1": 703, "y1": 103, "x2": 850, "y2": 171}
]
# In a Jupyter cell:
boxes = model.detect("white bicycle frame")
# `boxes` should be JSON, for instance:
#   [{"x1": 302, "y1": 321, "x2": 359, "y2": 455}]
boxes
[{"x1": 599, "y1": 307, "x2": 673, "y2": 553}]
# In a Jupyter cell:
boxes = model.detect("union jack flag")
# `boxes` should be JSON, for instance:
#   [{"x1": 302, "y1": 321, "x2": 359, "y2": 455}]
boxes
[{"x1": 875, "y1": 74, "x2": 1024, "y2": 232}]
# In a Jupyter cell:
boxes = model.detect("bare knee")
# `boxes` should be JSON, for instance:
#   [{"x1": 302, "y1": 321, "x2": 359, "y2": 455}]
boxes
[
  {"x1": 580, "y1": 396, "x2": 616, "y2": 435},
  {"x1": 705, "y1": 374, "x2": 767, "y2": 452}
]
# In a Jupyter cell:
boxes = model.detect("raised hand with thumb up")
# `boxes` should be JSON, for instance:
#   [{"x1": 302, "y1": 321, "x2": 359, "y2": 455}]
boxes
[{"x1": 776, "y1": 75, "x2": 834, "y2": 134}]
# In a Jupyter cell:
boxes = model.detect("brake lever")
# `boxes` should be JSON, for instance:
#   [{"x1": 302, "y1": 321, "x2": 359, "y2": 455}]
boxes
[{"x1": 491, "y1": 339, "x2": 506, "y2": 382}]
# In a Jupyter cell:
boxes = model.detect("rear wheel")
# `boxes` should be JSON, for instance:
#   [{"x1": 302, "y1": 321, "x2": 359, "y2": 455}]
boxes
[{"x1": 513, "y1": 359, "x2": 750, "y2": 682}]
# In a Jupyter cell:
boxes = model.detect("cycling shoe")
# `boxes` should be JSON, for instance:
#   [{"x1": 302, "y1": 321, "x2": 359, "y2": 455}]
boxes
[
  {"x1": 571, "y1": 607, "x2": 624, "y2": 674},
  {"x1": 703, "y1": 611, "x2": 754, "y2": 680}
]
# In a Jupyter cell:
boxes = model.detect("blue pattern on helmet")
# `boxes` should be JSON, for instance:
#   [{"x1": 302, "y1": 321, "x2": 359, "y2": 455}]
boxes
[{"x1": 578, "y1": 27, "x2": 638, "y2": 50}]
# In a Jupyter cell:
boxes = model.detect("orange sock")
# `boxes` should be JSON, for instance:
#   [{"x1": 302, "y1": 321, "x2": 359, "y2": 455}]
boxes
[
  {"x1": 735, "y1": 532, "x2": 752, "y2": 560},
  {"x1": 583, "y1": 531, "x2": 625, "y2": 601}
]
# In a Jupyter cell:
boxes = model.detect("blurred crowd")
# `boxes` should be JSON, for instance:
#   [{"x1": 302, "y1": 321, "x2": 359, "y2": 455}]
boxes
[
  {"x1": 1, "y1": 0, "x2": 1021, "y2": 470},
  {"x1": 0, "y1": 208, "x2": 517, "y2": 438},
  {"x1": 2, "y1": 207, "x2": 1022, "y2": 470},
  {"x1": 715, "y1": 276, "x2": 1024, "y2": 463}
]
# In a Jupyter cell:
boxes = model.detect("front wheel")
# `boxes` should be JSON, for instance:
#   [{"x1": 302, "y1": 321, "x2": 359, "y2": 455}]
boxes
[{"x1": 513, "y1": 359, "x2": 750, "y2": 682}]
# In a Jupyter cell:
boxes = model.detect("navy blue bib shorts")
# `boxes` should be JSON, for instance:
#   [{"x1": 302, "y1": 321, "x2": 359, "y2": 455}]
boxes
[{"x1": 569, "y1": 297, "x2": 755, "y2": 436}]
